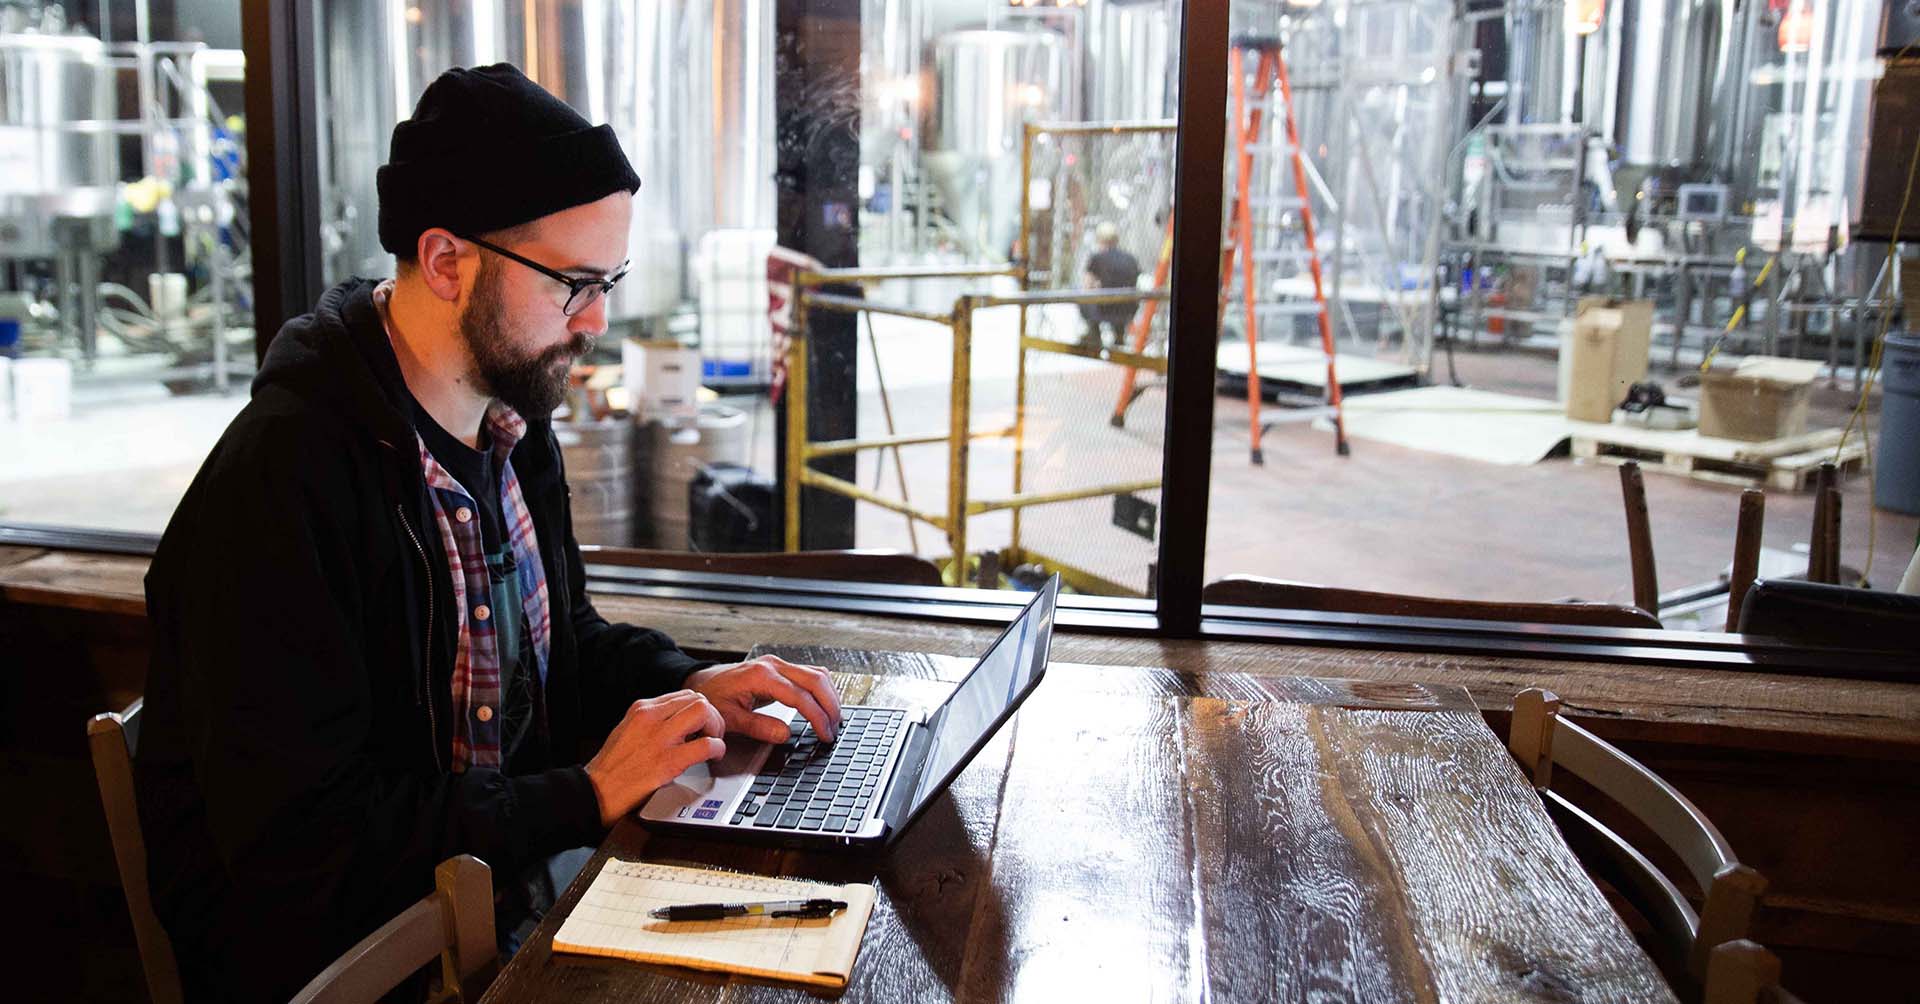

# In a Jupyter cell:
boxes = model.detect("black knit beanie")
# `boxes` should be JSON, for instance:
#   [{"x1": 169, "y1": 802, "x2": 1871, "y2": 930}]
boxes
[{"x1": 376, "y1": 63, "x2": 641, "y2": 257}]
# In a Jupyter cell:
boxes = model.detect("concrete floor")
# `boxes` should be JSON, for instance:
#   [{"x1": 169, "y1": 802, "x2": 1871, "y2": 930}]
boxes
[{"x1": 5, "y1": 316, "x2": 1915, "y2": 612}]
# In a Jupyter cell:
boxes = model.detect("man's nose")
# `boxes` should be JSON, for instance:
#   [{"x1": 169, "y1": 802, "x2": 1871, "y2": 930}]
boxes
[{"x1": 568, "y1": 291, "x2": 610, "y2": 338}]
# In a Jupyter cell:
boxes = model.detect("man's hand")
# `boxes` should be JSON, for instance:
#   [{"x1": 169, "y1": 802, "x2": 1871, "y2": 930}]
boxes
[
  {"x1": 685, "y1": 656, "x2": 844, "y2": 745},
  {"x1": 583, "y1": 690, "x2": 726, "y2": 827}
]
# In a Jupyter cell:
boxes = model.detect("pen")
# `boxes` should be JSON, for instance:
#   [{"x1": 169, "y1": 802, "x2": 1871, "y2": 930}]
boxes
[{"x1": 649, "y1": 898, "x2": 849, "y2": 921}]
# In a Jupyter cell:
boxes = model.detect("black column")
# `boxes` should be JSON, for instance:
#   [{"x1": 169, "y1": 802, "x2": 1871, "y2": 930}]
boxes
[
  {"x1": 773, "y1": 0, "x2": 860, "y2": 550},
  {"x1": 241, "y1": 0, "x2": 325, "y2": 360}
]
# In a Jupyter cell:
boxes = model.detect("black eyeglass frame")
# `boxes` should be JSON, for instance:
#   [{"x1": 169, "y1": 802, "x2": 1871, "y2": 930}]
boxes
[{"x1": 459, "y1": 233, "x2": 630, "y2": 317}]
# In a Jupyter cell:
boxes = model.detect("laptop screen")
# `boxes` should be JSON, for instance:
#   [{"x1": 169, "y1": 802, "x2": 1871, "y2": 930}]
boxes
[{"x1": 909, "y1": 577, "x2": 1058, "y2": 814}]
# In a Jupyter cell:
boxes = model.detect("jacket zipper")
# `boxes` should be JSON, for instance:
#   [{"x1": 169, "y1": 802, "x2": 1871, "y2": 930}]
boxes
[{"x1": 395, "y1": 502, "x2": 444, "y2": 773}]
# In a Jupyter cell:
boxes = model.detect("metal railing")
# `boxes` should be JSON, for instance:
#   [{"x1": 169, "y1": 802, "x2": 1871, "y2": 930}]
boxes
[{"x1": 782, "y1": 265, "x2": 1169, "y2": 592}]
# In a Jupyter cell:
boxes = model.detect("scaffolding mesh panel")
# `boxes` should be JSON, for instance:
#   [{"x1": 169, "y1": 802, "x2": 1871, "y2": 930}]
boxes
[
  {"x1": 1022, "y1": 125, "x2": 1177, "y2": 345},
  {"x1": 1013, "y1": 304, "x2": 1167, "y2": 596}
]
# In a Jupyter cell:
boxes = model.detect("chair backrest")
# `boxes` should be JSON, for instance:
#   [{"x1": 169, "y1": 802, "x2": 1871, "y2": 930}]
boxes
[
  {"x1": 288, "y1": 855, "x2": 497, "y2": 1004},
  {"x1": 1737, "y1": 578, "x2": 1920, "y2": 649},
  {"x1": 1202, "y1": 575, "x2": 1663, "y2": 629},
  {"x1": 579, "y1": 545, "x2": 946, "y2": 587},
  {"x1": 1705, "y1": 940, "x2": 1806, "y2": 1004},
  {"x1": 1509, "y1": 689, "x2": 1767, "y2": 992},
  {"x1": 87, "y1": 700, "x2": 185, "y2": 1004}
]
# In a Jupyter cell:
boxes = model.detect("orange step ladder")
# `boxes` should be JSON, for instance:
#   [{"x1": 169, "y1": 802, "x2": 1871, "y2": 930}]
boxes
[{"x1": 1221, "y1": 36, "x2": 1349, "y2": 462}]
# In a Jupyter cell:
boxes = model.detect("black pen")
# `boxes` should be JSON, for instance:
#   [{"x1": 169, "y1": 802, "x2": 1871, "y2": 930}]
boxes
[{"x1": 649, "y1": 898, "x2": 849, "y2": 921}]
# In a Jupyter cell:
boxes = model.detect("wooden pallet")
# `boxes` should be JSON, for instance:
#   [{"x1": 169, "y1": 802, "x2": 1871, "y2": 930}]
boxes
[{"x1": 1570, "y1": 425, "x2": 1867, "y2": 491}]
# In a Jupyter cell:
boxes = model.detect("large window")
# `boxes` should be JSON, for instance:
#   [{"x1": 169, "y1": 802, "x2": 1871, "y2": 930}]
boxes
[
  {"x1": 1200, "y1": 0, "x2": 1918, "y2": 637},
  {"x1": 1, "y1": 0, "x2": 251, "y2": 532},
  {"x1": 8, "y1": 0, "x2": 1914, "y2": 670}
]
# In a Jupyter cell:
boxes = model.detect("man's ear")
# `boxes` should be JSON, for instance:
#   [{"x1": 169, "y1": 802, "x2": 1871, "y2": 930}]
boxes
[{"x1": 414, "y1": 228, "x2": 467, "y2": 303}]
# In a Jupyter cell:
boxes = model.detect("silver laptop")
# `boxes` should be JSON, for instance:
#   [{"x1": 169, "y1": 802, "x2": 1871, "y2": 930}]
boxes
[{"x1": 639, "y1": 575, "x2": 1059, "y2": 848}]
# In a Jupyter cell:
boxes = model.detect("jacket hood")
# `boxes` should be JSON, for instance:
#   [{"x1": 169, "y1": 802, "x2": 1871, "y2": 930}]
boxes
[
  {"x1": 251, "y1": 277, "x2": 562, "y2": 483},
  {"x1": 252, "y1": 278, "x2": 417, "y2": 447}
]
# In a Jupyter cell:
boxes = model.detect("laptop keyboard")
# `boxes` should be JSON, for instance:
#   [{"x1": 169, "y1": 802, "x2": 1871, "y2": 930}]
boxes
[{"x1": 735, "y1": 707, "x2": 906, "y2": 832}]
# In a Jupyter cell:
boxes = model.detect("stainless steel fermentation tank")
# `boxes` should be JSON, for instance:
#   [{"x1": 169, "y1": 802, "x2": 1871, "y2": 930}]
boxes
[
  {"x1": 923, "y1": 26, "x2": 1077, "y2": 262},
  {"x1": 1502, "y1": 0, "x2": 1744, "y2": 196},
  {"x1": 1609, "y1": 0, "x2": 1741, "y2": 196},
  {"x1": 316, "y1": 0, "x2": 776, "y2": 324},
  {"x1": 1, "y1": 9, "x2": 121, "y2": 355},
  {"x1": 1088, "y1": 0, "x2": 1176, "y2": 123},
  {"x1": 0, "y1": 16, "x2": 117, "y2": 259}
]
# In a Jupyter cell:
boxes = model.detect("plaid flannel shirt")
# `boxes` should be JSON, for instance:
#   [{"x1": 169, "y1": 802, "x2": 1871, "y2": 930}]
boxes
[{"x1": 415, "y1": 402, "x2": 554, "y2": 772}]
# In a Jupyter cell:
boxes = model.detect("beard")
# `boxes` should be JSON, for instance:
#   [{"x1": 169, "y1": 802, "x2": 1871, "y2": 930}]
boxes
[{"x1": 458, "y1": 258, "x2": 592, "y2": 418}]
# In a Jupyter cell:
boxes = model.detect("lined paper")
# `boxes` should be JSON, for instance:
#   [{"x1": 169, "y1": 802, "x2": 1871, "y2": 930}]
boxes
[{"x1": 552, "y1": 860, "x2": 876, "y2": 988}]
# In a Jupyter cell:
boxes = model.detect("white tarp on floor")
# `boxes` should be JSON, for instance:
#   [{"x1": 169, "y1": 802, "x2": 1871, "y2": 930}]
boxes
[{"x1": 1313, "y1": 385, "x2": 1577, "y2": 465}]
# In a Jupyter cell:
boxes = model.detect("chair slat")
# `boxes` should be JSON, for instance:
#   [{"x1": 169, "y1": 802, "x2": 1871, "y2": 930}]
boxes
[
  {"x1": 87, "y1": 701, "x2": 185, "y2": 1004},
  {"x1": 288, "y1": 854, "x2": 497, "y2": 1004},
  {"x1": 1550, "y1": 715, "x2": 1735, "y2": 892},
  {"x1": 289, "y1": 899, "x2": 447, "y2": 1004}
]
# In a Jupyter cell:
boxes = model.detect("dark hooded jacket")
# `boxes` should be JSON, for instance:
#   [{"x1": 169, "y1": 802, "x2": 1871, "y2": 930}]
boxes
[{"x1": 135, "y1": 278, "x2": 705, "y2": 1000}]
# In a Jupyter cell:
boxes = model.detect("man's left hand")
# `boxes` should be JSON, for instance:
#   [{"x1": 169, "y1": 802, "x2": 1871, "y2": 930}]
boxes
[{"x1": 685, "y1": 655, "x2": 844, "y2": 744}]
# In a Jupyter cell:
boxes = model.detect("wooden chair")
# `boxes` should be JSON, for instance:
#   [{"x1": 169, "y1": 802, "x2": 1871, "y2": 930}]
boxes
[
  {"x1": 1704, "y1": 940, "x2": 1807, "y2": 1004},
  {"x1": 1734, "y1": 578, "x2": 1920, "y2": 649},
  {"x1": 93, "y1": 701, "x2": 495, "y2": 1004},
  {"x1": 1807, "y1": 461, "x2": 1842, "y2": 586},
  {"x1": 1725, "y1": 489, "x2": 1765, "y2": 632},
  {"x1": 579, "y1": 545, "x2": 945, "y2": 587},
  {"x1": 1201, "y1": 575, "x2": 1663, "y2": 629},
  {"x1": 1620, "y1": 460, "x2": 1662, "y2": 616},
  {"x1": 1509, "y1": 689, "x2": 1767, "y2": 1000},
  {"x1": 288, "y1": 854, "x2": 497, "y2": 1004},
  {"x1": 87, "y1": 699, "x2": 185, "y2": 1004}
]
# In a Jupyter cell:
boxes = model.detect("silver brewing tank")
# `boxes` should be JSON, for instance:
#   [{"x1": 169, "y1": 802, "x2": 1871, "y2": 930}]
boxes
[
  {"x1": 1611, "y1": 0, "x2": 1737, "y2": 178},
  {"x1": 526, "y1": 0, "x2": 775, "y2": 321},
  {"x1": 0, "y1": 18, "x2": 117, "y2": 258},
  {"x1": 315, "y1": 0, "x2": 778, "y2": 321},
  {"x1": 1089, "y1": 0, "x2": 1177, "y2": 123},
  {"x1": 1505, "y1": 0, "x2": 1579, "y2": 125},
  {"x1": 923, "y1": 26, "x2": 1077, "y2": 261}
]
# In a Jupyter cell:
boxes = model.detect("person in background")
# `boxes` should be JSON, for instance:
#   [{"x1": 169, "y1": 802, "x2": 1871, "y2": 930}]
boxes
[
  {"x1": 1079, "y1": 220, "x2": 1143, "y2": 350},
  {"x1": 135, "y1": 63, "x2": 843, "y2": 1001}
]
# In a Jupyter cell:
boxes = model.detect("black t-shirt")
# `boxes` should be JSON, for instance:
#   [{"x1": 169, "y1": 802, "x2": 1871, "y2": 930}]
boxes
[
  {"x1": 409, "y1": 398, "x2": 546, "y2": 770},
  {"x1": 1087, "y1": 247, "x2": 1142, "y2": 289},
  {"x1": 1086, "y1": 247, "x2": 1144, "y2": 327}
]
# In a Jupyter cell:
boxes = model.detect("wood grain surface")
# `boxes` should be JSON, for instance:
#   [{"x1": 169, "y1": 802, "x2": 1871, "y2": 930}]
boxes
[
  {"x1": 758, "y1": 644, "x2": 1481, "y2": 712},
  {"x1": 0, "y1": 548, "x2": 147, "y2": 616},
  {"x1": 4, "y1": 553, "x2": 1911, "y2": 998},
  {"x1": 481, "y1": 654, "x2": 1675, "y2": 1003}
]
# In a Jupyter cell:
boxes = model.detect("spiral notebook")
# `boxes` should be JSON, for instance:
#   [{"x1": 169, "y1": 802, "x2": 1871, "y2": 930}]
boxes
[{"x1": 551, "y1": 860, "x2": 877, "y2": 988}]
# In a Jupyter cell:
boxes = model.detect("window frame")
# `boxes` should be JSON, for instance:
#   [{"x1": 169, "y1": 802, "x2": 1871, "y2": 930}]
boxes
[{"x1": 4, "y1": 0, "x2": 1910, "y2": 682}]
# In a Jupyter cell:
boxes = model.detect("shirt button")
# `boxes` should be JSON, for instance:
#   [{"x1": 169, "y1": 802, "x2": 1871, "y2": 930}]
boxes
[
  {"x1": 473, "y1": 604, "x2": 491, "y2": 622},
  {"x1": 454, "y1": 507, "x2": 473, "y2": 524},
  {"x1": 475, "y1": 705, "x2": 494, "y2": 722}
]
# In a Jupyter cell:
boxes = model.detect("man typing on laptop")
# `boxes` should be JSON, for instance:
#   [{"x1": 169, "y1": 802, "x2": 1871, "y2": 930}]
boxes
[{"x1": 135, "y1": 64, "x2": 841, "y2": 1002}]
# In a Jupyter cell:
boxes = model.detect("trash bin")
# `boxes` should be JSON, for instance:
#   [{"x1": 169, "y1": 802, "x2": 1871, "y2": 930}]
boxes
[{"x1": 1877, "y1": 332, "x2": 1920, "y2": 515}]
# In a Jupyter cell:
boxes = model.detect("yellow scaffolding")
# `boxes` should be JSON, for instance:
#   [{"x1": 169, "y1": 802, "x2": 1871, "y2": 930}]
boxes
[
  {"x1": 781, "y1": 120, "x2": 1178, "y2": 592},
  {"x1": 782, "y1": 271, "x2": 1168, "y2": 590}
]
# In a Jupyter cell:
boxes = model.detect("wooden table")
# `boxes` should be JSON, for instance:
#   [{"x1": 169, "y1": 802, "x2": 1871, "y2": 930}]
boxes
[
  {"x1": 483, "y1": 646, "x2": 1675, "y2": 1003},
  {"x1": 9, "y1": 548, "x2": 1916, "y2": 995}
]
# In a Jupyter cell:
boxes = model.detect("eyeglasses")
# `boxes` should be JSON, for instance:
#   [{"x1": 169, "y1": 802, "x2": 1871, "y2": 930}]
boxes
[{"x1": 459, "y1": 234, "x2": 630, "y2": 317}]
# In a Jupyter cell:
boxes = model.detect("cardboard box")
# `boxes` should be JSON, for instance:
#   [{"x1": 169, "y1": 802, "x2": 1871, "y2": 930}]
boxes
[
  {"x1": 1563, "y1": 297, "x2": 1653, "y2": 422},
  {"x1": 622, "y1": 338, "x2": 702, "y2": 419},
  {"x1": 1699, "y1": 356, "x2": 1821, "y2": 442}
]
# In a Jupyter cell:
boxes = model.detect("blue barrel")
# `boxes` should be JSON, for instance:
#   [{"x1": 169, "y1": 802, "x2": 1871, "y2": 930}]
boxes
[{"x1": 1877, "y1": 332, "x2": 1920, "y2": 515}]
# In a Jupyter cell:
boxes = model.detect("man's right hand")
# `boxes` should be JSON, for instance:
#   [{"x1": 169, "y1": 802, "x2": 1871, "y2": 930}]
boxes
[{"x1": 583, "y1": 690, "x2": 726, "y2": 827}]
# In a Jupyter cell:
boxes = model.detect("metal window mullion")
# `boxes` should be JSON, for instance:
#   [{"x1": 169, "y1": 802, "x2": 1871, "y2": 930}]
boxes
[
  {"x1": 241, "y1": 0, "x2": 326, "y2": 359},
  {"x1": 1155, "y1": 0, "x2": 1230, "y2": 637}
]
